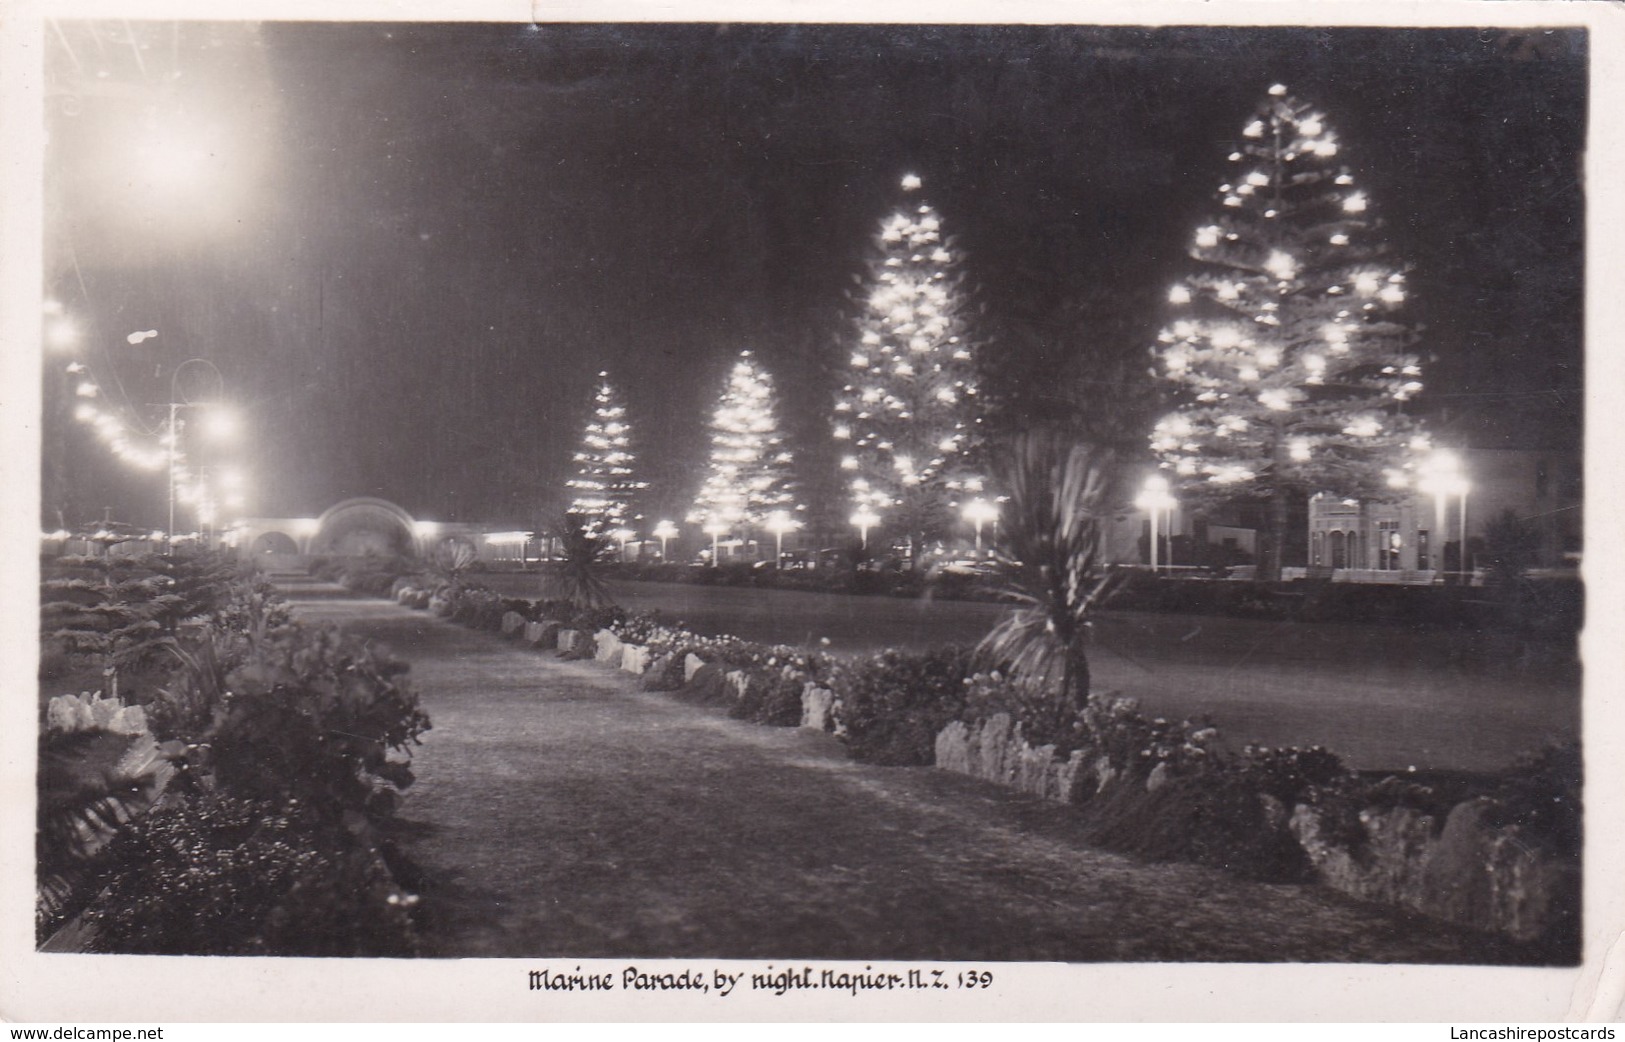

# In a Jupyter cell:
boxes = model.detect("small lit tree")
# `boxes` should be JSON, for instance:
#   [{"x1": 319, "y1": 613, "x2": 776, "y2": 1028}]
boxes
[
  {"x1": 1151, "y1": 84, "x2": 1427, "y2": 581},
  {"x1": 688, "y1": 350, "x2": 799, "y2": 542},
  {"x1": 835, "y1": 173, "x2": 986, "y2": 565},
  {"x1": 566, "y1": 372, "x2": 645, "y2": 533}
]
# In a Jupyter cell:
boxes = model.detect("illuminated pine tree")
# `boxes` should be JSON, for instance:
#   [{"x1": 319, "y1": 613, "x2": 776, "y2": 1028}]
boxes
[
  {"x1": 688, "y1": 350, "x2": 799, "y2": 537},
  {"x1": 566, "y1": 372, "x2": 645, "y2": 533},
  {"x1": 834, "y1": 173, "x2": 985, "y2": 563},
  {"x1": 1151, "y1": 84, "x2": 1428, "y2": 581}
]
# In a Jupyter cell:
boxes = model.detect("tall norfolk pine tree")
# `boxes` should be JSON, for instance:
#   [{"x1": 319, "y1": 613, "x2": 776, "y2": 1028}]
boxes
[
  {"x1": 688, "y1": 350, "x2": 799, "y2": 535},
  {"x1": 835, "y1": 174, "x2": 985, "y2": 561},
  {"x1": 1151, "y1": 85, "x2": 1428, "y2": 581},
  {"x1": 567, "y1": 372, "x2": 645, "y2": 533}
]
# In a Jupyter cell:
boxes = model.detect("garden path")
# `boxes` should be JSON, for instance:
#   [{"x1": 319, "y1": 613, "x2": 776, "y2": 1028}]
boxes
[{"x1": 285, "y1": 580, "x2": 1531, "y2": 963}]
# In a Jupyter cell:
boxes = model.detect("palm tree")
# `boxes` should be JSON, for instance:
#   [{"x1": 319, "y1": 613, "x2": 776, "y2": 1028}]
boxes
[
  {"x1": 550, "y1": 513, "x2": 615, "y2": 609},
  {"x1": 977, "y1": 431, "x2": 1129, "y2": 710}
]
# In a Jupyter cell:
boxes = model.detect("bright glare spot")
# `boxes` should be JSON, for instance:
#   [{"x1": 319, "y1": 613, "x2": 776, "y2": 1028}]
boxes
[
  {"x1": 1243, "y1": 121, "x2": 1264, "y2": 139},
  {"x1": 1289, "y1": 437, "x2": 1312, "y2": 461},
  {"x1": 1264, "y1": 251, "x2": 1297, "y2": 280},
  {"x1": 1269, "y1": 83, "x2": 1288, "y2": 96},
  {"x1": 1168, "y1": 285, "x2": 1191, "y2": 305},
  {"x1": 46, "y1": 317, "x2": 79, "y2": 350},
  {"x1": 900, "y1": 173, "x2": 923, "y2": 191},
  {"x1": 1343, "y1": 192, "x2": 1368, "y2": 213},
  {"x1": 1300, "y1": 119, "x2": 1323, "y2": 136},
  {"x1": 126, "y1": 329, "x2": 159, "y2": 345}
]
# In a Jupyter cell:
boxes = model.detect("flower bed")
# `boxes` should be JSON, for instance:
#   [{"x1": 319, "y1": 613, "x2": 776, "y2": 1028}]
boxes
[
  {"x1": 407, "y1": 583, "x2": 1580, "y2": 958},
  {"x1": 932, "y1": 676, "x2": 1580, "y2": 955},
  {"x1": 37, "y1": 570, "x2": 431, "y2": 955}
]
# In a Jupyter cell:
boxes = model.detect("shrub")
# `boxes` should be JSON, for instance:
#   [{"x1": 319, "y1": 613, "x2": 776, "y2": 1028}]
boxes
[
  {"x1": 831, "y1": 646, "x2": 974, "y2": 765},
  {"x1": 1080, "y1": 771, "x2": 1312, "y2": 882},
  {"x1": 204, "y1": 624, "x2": 430, "y2": 822},
  {"x1": 570, "y1": 604, "x2": 626, "y2": 634},
  {"x1": 310, "y1": 558, "x2": 343, "y2": 581},
  {"x1": 1237, "y1": 744, "x2": 1353, "y2": 807},
  {"x1": 959, "y1": 671, "x2": 1092, "y2": 757},
  {"x1": 729, "y1": 669, "x2": 806, "y2": 727},
  {"x1": 448, "y1": 587, "x2": 506, "y2": 631},
  {"x1": 1484, "y1": 741, "x2": 1582, "y2": 850},
  {"x1": 83, "y1": 794, "x2": 418, "y2": 956},
  {"x1": 613, "y1": 611, "x2": 668, "y2": 646}
]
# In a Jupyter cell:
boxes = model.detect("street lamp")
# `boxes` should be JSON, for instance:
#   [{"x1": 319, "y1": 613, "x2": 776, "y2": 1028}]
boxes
[
  {"x1": 961, "y1": 498, "x2": 998, "y2": 558},
  {"x1": 850, "y1": 508, "x2": 880, "y2": 550},
  {"x1": 1134, "y1": 473, "x2": 1177, "y2": 574},
  {"x1": 611, "y1": 528, "x2": 634, "y2": 562},
  {"x1": 765, "y1": 510, "x2": 800, "y2": 569},
  {"x1": 160, "y1": 357, "x2": 233, "y2": 554},
  {"x1": 1418, "y1": 449, "x2": 1470, "y2": 580},
  {"x1": 704, "y1": 520, "x2": 727, "y2": 567},
  {"x1": 653, "y1": 519, "x2": 678, "y2": 561}
]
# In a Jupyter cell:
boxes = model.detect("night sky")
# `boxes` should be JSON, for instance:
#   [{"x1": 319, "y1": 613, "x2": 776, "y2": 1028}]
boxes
[{"x1": 41, "y1": 22, "x2": 1586, "y2": 531}]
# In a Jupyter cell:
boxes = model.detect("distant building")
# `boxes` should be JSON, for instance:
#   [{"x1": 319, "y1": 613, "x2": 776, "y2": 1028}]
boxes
[
  {"x1": 1307, "y1": 448, "x2": 1580, "y2": 577},
  {"x1": 1110, "y1": 448, "x2": 1580, "y2": 580}
]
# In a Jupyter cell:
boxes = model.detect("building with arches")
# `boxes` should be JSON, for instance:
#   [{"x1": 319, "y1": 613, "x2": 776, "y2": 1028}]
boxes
[{"x1": 225, "y1": 497, "x2": 521, "y2": 567}]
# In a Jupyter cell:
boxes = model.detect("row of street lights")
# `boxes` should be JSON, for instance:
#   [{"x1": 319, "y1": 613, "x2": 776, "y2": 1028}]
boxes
[{"x1": 50, "y1": 309, "x2": 247, "y2": 552}]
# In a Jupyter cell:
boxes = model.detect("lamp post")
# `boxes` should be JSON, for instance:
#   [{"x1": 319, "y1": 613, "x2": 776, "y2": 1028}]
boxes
[
  {"x1": 1418, "y1": 449, "x2": 1469, "y2": 581},
  {"x1": 1457, "y1": 478, "x2": 1471, "y2": 579},
  {"x1": 1134, "y1": 473, "x2": 1177, "y2": 574},
  {"x1": 765, "y1": 510, "x2": 799, "y2": 569},
  {"x1": 962, "y1": 498, "x2": 998, "y2": 558},
  {"x1": 850, "y1": 508, "x2": 880, "y2": 551},
  {"x1": 653, "y1": 519, "x2": 678, "y2": 561},
  {"x1": 160, "y1": 357, "x2": 232, "y2": 554},
  {"x1": 704, "y1": 521, "x2": 726, "y2": 567},
  {"x1": 611, "y1": 528, "x2": 634, "y2": 563}
]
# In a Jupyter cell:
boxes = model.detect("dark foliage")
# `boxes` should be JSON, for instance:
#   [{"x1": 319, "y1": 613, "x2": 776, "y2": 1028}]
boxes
[
  {"x1": 832, "y1": 646, "x2": 975, "y2": 765},
  {"x1": 729, "y1": 670, "x2": 806, "y2": 727},
  {"x1": 205, "y1": 625, "x2": 430, "y2": 822},
  {"x1": 84, "y1": 795, "x2": 418, "y2": 956},
  {"x1": 1080, "y1": 773, "x2": 1313, "y2": 882}
]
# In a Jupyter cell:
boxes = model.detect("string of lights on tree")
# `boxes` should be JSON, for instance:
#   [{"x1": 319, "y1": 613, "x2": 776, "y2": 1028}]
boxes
[
  {"x1": 688, "y1": 350, "x2": 800, "y2": 534},
  {"x1": 566, "y1": 372, "x2": 646, "y2": 533},
  {"x1": 834, "y1": 173, "x2": 985, "y2": 552},
  {"x1": 1149, "y1": 84, "x2": 1430, "y2": 576}
]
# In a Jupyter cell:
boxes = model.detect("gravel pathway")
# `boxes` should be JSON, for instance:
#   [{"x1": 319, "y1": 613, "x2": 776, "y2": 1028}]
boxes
[{"x1": 286, "y1": 584, "x2": 1527, "y2": 963}]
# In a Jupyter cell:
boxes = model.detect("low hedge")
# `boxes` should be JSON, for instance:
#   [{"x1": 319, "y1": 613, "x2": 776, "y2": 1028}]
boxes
[
  {"x1": 602, "y1": 560, "x2": 1004, "y2": 601},
  {"x1": 1108, "y1": 573, "x2": 1581, "y2": 638}
]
